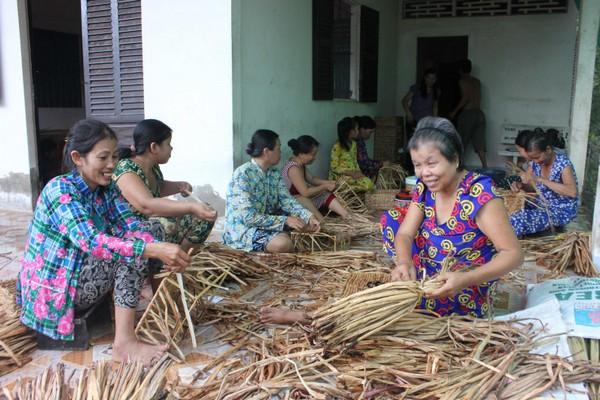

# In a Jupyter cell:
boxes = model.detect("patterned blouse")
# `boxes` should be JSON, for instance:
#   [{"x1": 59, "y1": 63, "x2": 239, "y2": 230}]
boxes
[
  {"x1": 355, "y1": 138, "x2": 382, "y2": 178},
  {"x1": 223, "y1": 159, "x2": 312, "y2": 251},
  {"x1": 531, "y1": 152, "x2": 578, "y2": 224},
  {"x1": 411, "y1": 172, "x2": 500, "y2": 317},
  {"x1": 112, "y1": 158, "x2": 164, "y2": 212},
  {"x1": 17, "y1": 171, "x2": 154, "y2": 340}
]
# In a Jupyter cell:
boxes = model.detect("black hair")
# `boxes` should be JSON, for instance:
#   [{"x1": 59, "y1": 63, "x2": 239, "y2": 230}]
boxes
[
  {"x1": 419, "y1": 68, "x2": 438, "y2": 100},
  {"x1": 337, "y1": 117, "x2": 357, "y2": 151},
  {"x1": 288, "y1": 135, "x2": 319, "y2": 156},
  {"x1": 246, "y1": 129, "x2": 279, "y2": 157},
  {"x1": 459, "y1": 59, "x2": 472, "y2": 74},
  {"x1": 63, "y1": 119, "x2": 117, "y2": 170},
  {"x1": 515, "y1": 129, "x2": 533, "y2": 148},
  {"x1": 525, "y1": 129, "x2": 563, "y2": 152},
  {"x1": 119, "y1": 119, "x2": 172, "y2": 159},
  {"x1": 354, "y1": 115, "x2": 376, "y2": 130},
  {"x1": 408, "y1": 117, "x2": 464, "y2": 169}
]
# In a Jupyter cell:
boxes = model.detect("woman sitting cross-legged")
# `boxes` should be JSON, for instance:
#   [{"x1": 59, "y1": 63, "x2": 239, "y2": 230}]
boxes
[
  {"x1": 17, "y1": 119, "x2": 191, "y2": 365},
  {"x1": 282, "y1": 135, "x2": 349, "y2": 220},
  {"x1": 112, "y1": 119, "x2": 217, "y2": 253},
  {"x1": 261, "y1": 117, "x2": 523, "y2": 324},
  {"x1": 223, "y1": 129, "x2": 320, "y2": 253},
  {"x1": 509, "y1": 129, "x2": 578, "y2": 237},
  {"x1": 329, "y1": 117, "x2": 374, "y2": 192}
]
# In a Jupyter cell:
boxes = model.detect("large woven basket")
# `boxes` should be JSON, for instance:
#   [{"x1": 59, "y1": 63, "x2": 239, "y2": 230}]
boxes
[{"x1": 365, "y1": 189, "x2": 398, "y2": 211}]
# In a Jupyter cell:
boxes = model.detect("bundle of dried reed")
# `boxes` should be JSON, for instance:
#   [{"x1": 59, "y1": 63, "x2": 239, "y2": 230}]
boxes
[
  {"x1": 569, "y1": 336, "x2": 600, "y2": 399},
  {"x1": 334, "y1": 178, "x2": 368, "y2": 214},
  {"x1": 0, "y1": 280, "x2": 36, "y2": 377},
  {"x1": 291, "y1": 231, "x2": 350, "y2": 253},
  {"x1": 375, "y1": 164, "x2": 407, "y2": 190},
  {"x1": 312, "y1": 278, "x2": 444, "y2": 349},
  {"x1": 531, "y1": 231, "x2": 597, "y2": 277}
]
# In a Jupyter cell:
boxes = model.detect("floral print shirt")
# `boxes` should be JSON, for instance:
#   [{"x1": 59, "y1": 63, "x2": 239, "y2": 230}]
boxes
[
  {"x1": 355, "y1": 138, "x2": 382, "y2": 178},
  {"x1": 112, "y1": 158, "x2": 164, "y2": 216},
  {"x1": 17, "y1": 170, "x2": 154, "y2": 340},
  {"x1": 411, "y1": 172, "x2": 499, "y2": 317},
  {"x1": 223, "y1": 160, "x2": 312, "y2": 251}
]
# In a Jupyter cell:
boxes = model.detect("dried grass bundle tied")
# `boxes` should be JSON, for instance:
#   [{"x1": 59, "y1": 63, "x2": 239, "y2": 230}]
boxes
[
  {"x1": 375, "y1": 164, "x2": 407, "y2": 190},
  {"x1": 0, "y1": 280, "x2": 36, "y2": 377},
  {"x1": 312, "y1": 278, "x2": 443, "y2": 348}
]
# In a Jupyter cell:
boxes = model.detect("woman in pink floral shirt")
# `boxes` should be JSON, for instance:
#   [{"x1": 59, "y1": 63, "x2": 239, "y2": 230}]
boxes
[{"x1": 17, "y1": 119, "x2": 190, "y2": 365}]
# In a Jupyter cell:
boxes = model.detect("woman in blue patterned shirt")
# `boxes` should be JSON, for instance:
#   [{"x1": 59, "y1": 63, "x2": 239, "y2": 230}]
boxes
[
  {"x1": 17, "y1": 119, "x2": 190, "y2": 365},
  {"x1": 509, "y1": 130, "x2": 578, "y2": 236},
  {"x1": 223, "y1": 130, "x2": 320, "y2": 253}
]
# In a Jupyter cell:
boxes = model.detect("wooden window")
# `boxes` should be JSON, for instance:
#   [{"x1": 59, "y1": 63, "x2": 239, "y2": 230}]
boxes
[
  {"x1": 81, "y1": 0, "x2": 144, "y2": 124},
  {"x1": 313, "y1": 0, "x2": 379, "y2": 102}
]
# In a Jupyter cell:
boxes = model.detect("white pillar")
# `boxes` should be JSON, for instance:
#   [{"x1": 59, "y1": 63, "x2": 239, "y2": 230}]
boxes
[
  {"x1": 593, "y1": 163, "x2": 600, "y2": 269},
  {"x1": 569, "y1": 0, "x2": 600, "y2": 194}
]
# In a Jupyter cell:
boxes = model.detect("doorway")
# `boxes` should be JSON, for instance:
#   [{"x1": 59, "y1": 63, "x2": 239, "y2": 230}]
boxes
[
  {"x1": 28, "y1": 0, "x2": 84, "y2": 192},
  {"x1": 416, "y1": 36, "x2": 468, "y2": 118}
]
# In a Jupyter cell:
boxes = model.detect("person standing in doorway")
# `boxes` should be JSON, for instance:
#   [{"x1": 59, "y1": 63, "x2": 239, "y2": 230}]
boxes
[{"x1": 450, "y1": 59, "x2": 487, "y2": 168}]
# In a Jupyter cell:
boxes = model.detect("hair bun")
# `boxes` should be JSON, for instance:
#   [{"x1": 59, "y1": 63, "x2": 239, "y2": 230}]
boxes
[
  {"x1": 245, "y1": 143, "x2": 254, "y2": 155},
  {"x1": 288, "y1": 139, "x2": 298, "y2": 149}
]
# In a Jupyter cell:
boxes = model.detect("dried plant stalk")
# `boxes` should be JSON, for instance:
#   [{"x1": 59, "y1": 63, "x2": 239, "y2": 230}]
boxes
[
  {"x1": 291, "y1": 231, "x2": 349, "y2": 253},
  {"x1": 530, "y1": 231, "x2": 597, "y2": 277}
]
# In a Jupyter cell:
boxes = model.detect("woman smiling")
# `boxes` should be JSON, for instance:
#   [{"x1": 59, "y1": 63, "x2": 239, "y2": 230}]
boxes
[{"x1": 383, "y1": 117, "x2": 522, "y2": 317}]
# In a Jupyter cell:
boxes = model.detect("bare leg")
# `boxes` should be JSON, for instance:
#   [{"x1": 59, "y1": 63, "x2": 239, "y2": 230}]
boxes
[
  {"x1": 260, "y1": 306, "x2": 312, "y2": 325},
  {"x1": 295, "y1": 196, "x2": 324, "y2": 220},
  {"x1": 327, "y1": 198, "x2": 349, "y2": 218},
  {"x1": 112, "y1": 306, "x2": 168, "y2": 365},
  {"x1": 265, "y1": 233, "x2": 294, "y2": 253},
  {"x1": 477, "y1": 150, "x2": 488, "y2": 168}
]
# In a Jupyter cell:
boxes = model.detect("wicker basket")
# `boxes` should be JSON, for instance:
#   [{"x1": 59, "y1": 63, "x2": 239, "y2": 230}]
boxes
[
  {"x1": 500, "y1": 190, "x2": 526, "y2": 214},
  {"x1": 365, "y1": 189, "x2": 398, "y2": 211},
  {"x1": 342, "y1": 272, "x2": 391, "y2": 297}
]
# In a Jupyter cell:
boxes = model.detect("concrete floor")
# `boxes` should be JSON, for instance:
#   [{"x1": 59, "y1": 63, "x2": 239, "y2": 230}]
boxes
[{"x1": 0, "y1": 205, "x2": 593, "y2": 388}]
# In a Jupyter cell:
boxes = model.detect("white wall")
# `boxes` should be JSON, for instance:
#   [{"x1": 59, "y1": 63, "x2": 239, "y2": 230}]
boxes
[
  {"x1": 0, "y1": 0, "x2": 36, "y2": 210},
  {"x1": 396, "y1": 7, "x2": 578, "y2": 168},
  {"x1": 141, "y1": 0, "x2": 233, "y2": 210}
]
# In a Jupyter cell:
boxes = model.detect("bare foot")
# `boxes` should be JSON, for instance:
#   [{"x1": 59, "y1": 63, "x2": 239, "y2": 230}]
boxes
[
  {"x1": 260, "y1": 306, "x2": 309, "y2": 325},
  {"x1": 112, "y1": 340, "x2": 168, "y2": 366}
]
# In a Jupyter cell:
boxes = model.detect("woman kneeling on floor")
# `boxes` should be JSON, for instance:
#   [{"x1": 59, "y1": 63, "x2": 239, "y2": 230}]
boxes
[
  {"x1": 223, "y1": 129, "x2": 320, "y2": 253},
  {"x1": 17, "y1": 119, "x2": 190, "y2": 365},
  {"x1": 113, "y1": 119, "x2": 217, "y2": 253},
  {"x1": 282, "y1": 135, "x2": 349, "y2": 220},
  {"x1": 509, "y1": 129, "x2": 578, "y2": 237},
  {"x1": 262, "y1": 117, "x2": 522, "y2": 324}
]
